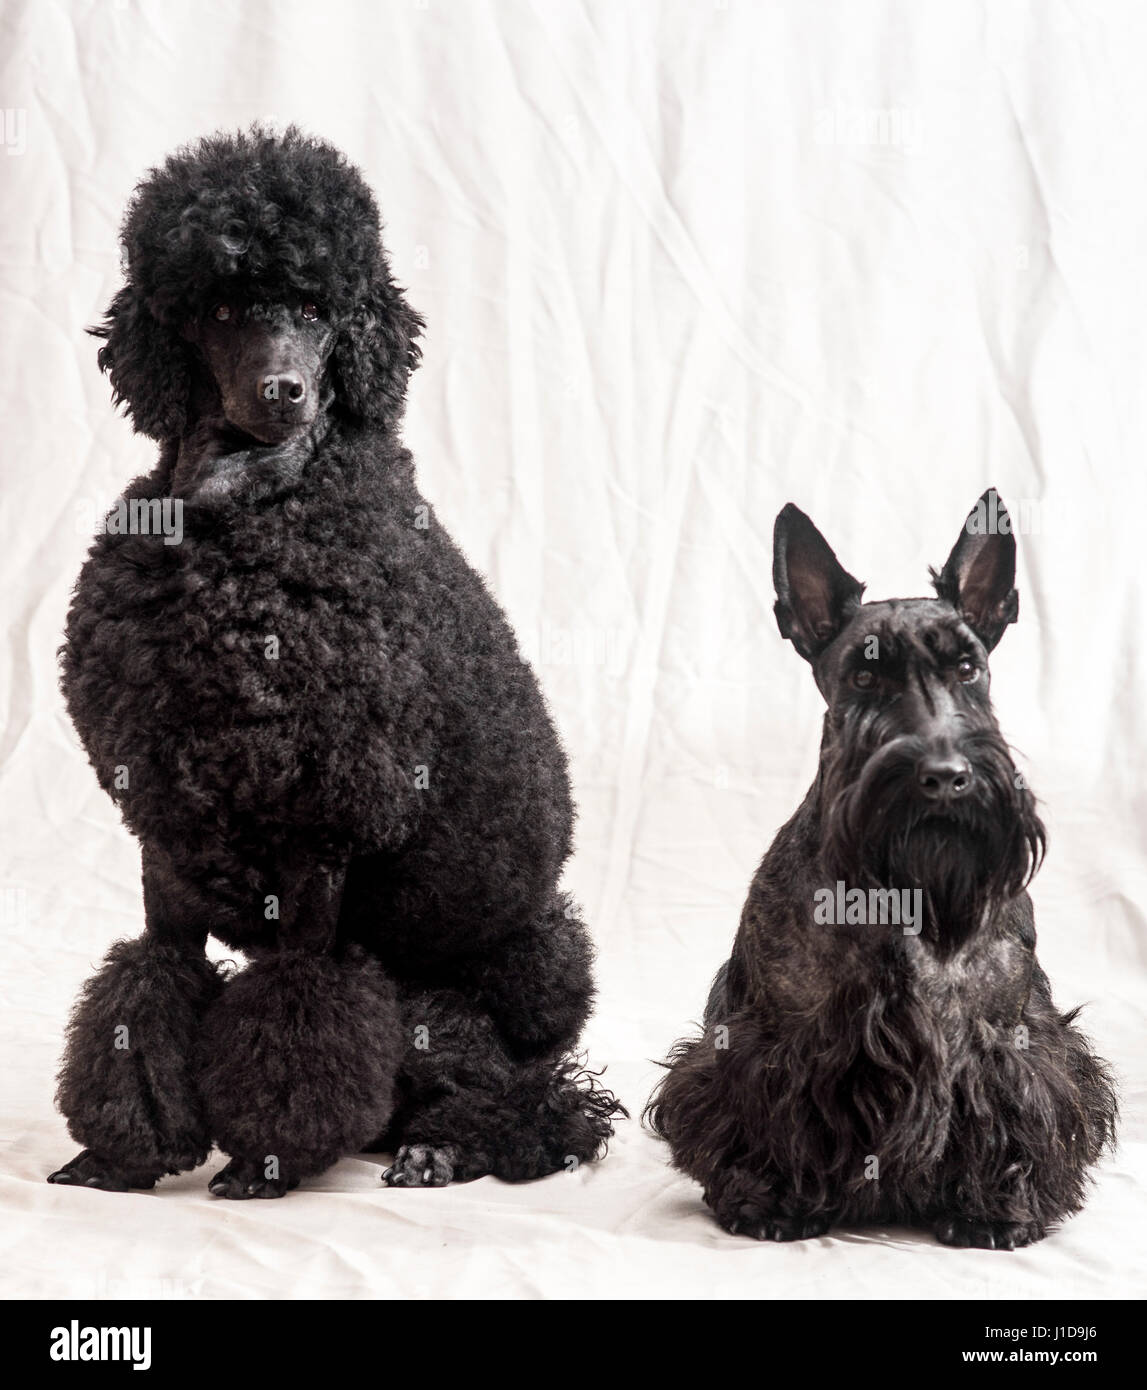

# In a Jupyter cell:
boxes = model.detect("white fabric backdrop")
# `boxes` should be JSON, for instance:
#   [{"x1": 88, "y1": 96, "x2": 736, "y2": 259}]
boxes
[{"x1": 1, "y1": 0, "x2": 1144, "y2": 1300}]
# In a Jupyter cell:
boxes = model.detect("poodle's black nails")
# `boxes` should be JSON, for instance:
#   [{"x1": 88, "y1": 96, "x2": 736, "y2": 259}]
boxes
[
  {"x1": 47, "y1": 1149, "x2": 158, "y2": 1192},
  {"x1": 208, "y1": 1158, "x2": 299, "y2": 1200}
]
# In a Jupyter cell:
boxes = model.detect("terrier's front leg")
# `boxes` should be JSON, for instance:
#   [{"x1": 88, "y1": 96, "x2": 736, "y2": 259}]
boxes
[
  {"x1": 932, "y1": 1216, "x2": 1044, "y2": 1251},
  {"x1": 705, "y1": 1166, "x2": 834, "y2": 1242}
]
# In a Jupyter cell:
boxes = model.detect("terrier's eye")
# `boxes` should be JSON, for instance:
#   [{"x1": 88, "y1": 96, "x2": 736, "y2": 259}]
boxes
[
  {"x1": 852, "y1": 668, "x2": 877, "y2": 690},
  {"x1": 301, "y1": 302, "x2": 319, "y2": 321},
  {"x1": 956, "y1": 658, "x2": 979, "y2": 682},
  {"x1": 213, "y1": 304, "x2": 232, "y2": 322}
]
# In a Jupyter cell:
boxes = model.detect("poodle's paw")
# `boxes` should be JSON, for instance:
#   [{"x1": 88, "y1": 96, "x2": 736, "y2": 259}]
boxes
[
  {"x1": 47, "y1": 1148, "x2": 159, "y2": 1193},
  {"x1": 208, "y1": 1157, "x2": 300, "y2": 1200},
  {"x1": 933, "y1": 1215, "x2": 1043, "y2": 1251},
  {"x1": 382, "y1": 1143, "x2": 461, "y2": 1188}
]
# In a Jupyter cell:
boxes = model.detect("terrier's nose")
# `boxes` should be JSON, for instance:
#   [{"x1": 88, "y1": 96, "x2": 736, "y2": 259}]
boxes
[
  {"x1": 917, "y1": 755, "x2": 973, "y2": 800},
  {"x1": 260, "y1": 372, "x2": 307, "y2": 406}
]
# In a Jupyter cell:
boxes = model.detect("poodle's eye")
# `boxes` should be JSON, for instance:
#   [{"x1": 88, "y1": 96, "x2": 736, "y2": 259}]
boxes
[
  {"x1": 213, "y1": 304, "x2": 232, "y2": 323},
  {"x1": 956, "y1": 657, "x2": 980, "y2": 683},
  {"x1": 301, "y1": 302, "x2": 319, "y2": 321},
  {"x1": 852, "y1": 668, "x2": 877, "y2": 690}
]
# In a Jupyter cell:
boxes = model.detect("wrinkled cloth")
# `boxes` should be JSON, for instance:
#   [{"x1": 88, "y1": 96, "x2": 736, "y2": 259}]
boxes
[{"x1": 0, "y1": 0, "x2": 1143, "y2": 1299}]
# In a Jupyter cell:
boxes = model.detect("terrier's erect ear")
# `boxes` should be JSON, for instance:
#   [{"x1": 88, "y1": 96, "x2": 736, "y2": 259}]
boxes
[
  {"x1": 773, "y1": 504, "x2": 865, "y2": 661},
  {"x1": 932, "y1": 488, "x2": 1019, "y2": 651}
]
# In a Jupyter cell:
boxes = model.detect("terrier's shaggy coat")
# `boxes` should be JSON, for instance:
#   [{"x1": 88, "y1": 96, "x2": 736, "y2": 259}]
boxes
[{"x1": 648, "y1": 495, "x2": 1116, "y2": 1248}]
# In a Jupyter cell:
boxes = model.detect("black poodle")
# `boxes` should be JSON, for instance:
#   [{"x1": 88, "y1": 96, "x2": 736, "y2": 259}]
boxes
[{"x1": 49, "y1": 126, "x2": 622, "y2": 1198}]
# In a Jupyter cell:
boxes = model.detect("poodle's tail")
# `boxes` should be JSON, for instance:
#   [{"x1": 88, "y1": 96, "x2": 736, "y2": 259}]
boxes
[
  {"x1": 494, "y1": 1054, "x2": 627, "y2": 1181},
  {"x1": 396, "y1": 1053, "x2": 627, "y2": 1183}
]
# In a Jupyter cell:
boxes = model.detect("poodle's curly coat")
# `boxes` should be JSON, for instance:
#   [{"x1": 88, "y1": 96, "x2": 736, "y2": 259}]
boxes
[{"x1": 51, "y1": 126, "x2": 622, "y2": 1197}]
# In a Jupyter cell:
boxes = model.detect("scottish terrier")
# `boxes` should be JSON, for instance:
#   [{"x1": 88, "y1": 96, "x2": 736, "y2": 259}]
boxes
[{"x1": 647, "y1": 491, "x2": 1116, "y2": 1249}]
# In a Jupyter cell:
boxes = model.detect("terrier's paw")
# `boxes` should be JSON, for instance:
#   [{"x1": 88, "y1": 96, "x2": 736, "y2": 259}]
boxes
[
  {"x1": 208, "y1": 1158, "x2": 299, "y2": 1200},
  {"x1": 382, "y1": 1143, "x2": 461, "y2": 1188},
  {"x1": 47, "y1": 1149, "x2": 159, "y2": 1192},
  {"x1": 933, "y1": 1215, "x2": 1043, "y2": 1250},
  {"x1": 706, "y1": 1174, "x2": 832, "y2": 1241},
  {"x1": 720, "y1": 1206, "x2": 832, "y2": 1242}
]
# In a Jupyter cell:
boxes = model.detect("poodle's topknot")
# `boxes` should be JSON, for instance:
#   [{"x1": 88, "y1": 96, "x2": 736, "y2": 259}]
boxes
[{"x1": 92, "y1": 124, "x2": 424, "y2": 440}]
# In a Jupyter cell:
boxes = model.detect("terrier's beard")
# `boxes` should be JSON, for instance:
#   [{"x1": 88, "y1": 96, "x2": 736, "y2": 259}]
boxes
[{"x1": 820, "y1": 728, "x2": 1045, "y2": 950}]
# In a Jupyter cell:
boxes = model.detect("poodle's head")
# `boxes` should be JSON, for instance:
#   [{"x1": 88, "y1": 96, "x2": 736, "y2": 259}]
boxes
[{"x1": 92, "y1": 125, "x2": 424, "y2": 442}]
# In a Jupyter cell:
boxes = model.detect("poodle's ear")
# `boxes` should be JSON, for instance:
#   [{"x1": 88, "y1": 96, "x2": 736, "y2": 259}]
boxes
[
  {"x1": 90, "y1": 285, "x2": 191, "y2": 440},
  {"x1": 332, "y1": 264, "x2": 425, "y2": 424}
]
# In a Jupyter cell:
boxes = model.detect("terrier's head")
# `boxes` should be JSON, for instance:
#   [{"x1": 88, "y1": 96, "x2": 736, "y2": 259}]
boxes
[{"x1": 773, "y1": 490, "x2": 1046, "y2": 946}]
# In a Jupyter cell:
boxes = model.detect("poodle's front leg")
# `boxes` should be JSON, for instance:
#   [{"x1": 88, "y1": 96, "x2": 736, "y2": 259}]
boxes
[
  {"x1": 48, "y1": 848, "x2": 224, "y2": 1191},
  {"x1": 199, "y1": 858, "x2": 403, "y2": 1198}
]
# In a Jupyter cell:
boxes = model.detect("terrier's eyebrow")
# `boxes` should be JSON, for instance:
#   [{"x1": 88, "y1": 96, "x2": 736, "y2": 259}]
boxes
[
  {"x1": 902, "y1": 620, "x2": 966, "y2": 665},
  {"x1": 850, "y1": 632, "x2": 893, "y2": 661}
]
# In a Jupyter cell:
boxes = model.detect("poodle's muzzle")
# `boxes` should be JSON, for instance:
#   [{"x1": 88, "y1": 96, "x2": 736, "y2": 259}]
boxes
[{"x1": 187, "y1": 296, "x2": 335, "y2": 445}]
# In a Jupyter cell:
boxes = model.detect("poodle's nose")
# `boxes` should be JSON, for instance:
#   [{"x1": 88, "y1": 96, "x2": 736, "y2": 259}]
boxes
[{"x1": 261, "y1": 372, "x2": 307, "y2": 407}]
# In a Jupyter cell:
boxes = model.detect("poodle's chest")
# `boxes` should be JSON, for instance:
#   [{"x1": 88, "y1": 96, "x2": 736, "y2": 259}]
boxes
[
  {"x1": 64, "y1": 529, "x2": 428, "y2": 848},
  {"x1": 68, "y1": 530, "x2": 399, "y2": 759},
  {"x1": 159, "y1": 577, "x2": 362, "y2": 711}
]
